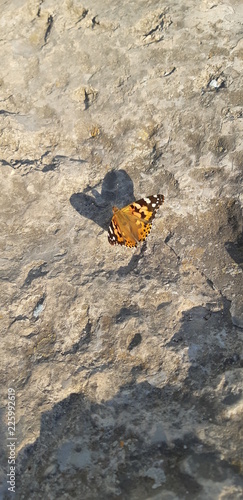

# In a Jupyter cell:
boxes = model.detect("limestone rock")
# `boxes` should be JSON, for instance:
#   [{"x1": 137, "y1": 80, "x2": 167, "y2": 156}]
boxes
[{"x1": 0, "y1": 0, "x2": 242, "y2": 499}]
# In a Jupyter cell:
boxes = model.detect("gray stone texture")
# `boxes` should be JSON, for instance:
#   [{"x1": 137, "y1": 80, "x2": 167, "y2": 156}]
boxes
[{"x1": 0, "y1": 0, "x2": 243, "y2": 499}]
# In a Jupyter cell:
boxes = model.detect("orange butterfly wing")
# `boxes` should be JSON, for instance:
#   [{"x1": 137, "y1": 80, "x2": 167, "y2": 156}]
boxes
[{"x1": 108, "y1": 194, "x2": 164, "y2": 247}]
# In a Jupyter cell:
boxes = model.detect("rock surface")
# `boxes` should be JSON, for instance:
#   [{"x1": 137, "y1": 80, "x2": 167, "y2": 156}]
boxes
[{"x1": 0, "y1": 0, "x2": 243, "y2": 499}]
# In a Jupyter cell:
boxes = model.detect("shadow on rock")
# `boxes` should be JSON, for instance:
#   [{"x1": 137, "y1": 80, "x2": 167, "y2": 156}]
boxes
[
  {"x1": 70, "y1": 169, "x2": 134, "y2": 230},
  {"x1": 165, "y1": 300, "x2": 242, "y2": 387},
  {"x1": 225, "y1": 232, "x2": 243, "y2": 269},
  {"x1": 12, "y1": 378, "x2": 243, "y2": 500},
  {"x1": 6, "y1": 303, "x2": 242, "y2": 499}
]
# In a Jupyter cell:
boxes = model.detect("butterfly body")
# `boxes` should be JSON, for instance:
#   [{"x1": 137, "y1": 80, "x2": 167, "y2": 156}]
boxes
[{"x1": 108, "y1": 194, "x2": 164, "y2": 247}]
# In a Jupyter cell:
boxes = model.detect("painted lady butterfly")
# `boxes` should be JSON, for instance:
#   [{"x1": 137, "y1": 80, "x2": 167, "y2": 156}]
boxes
[{"x1": 108, "y1": 194, "x2": 164, "y2": 247}]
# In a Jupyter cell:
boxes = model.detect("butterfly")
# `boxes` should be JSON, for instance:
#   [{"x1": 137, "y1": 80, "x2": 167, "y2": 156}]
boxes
[{"x1": 108, "y1": 194, "x2": 164, "y2": 247}]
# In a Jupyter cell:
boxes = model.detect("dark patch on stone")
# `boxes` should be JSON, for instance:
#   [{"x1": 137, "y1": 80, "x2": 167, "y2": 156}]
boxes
[
  {"x1": 225, "y1": 232, "x2": 243, "y2": 268},
  {"x1": 157, "y1": 301, "x2": 172, "y2": 310},
  {"x1": 223, "y1": 392, "x2": 242, "y2": 406},
  {"x1": 62, "y1": 320, "x2": 92, "y2": 355},
  {"x1": 10, "y1": 315, "x2": 28, "y2": 325},
  {"x1": 24, "y1": 264, "x2": 48, "y2": 287},
  {"x1": 116, "y1": 306, "x2": 140, "y2": 324},
  {"x1": 42, "y1": 161, "x2": 59, "y2": 172},
  {"x1": 165, "y1": 232, "x2": 174, "y2": 243},
  {"x1": 128, "y1": 333, "x2": 142, "y2": 351},
  {"x1": 44, "y1": 14, "x2": 53, "y2": 43}
]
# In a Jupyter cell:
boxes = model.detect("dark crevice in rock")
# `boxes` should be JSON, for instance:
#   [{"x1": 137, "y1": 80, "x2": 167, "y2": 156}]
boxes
[
  {"x1": 117, "y1": 243, "x2": 147, "y2": 276},
  {"x1": 44, "y1": 14, "x2": 53, "y2": 44},
  {"x1": 115, "y1": 306, "x2": 140, "y2": 324},
  {"x1": 225, "y1": 232, "x2": 243, "y2": 268},
  {"x1": 91, "y1": 16, "x2": 100, "y2": 29},
  {"x1": 61, "y1": 319, "x2": 92, "y2": 356},
  {"x1": 10, "y1": 315, "x2": 28, "y2": 326},
  {"x1": 42, "y1": 160, "x2": 59, "y2": 172},
  {"x1": 0, "y1": 109, "x2": 18, "y2": 115},
  {"x1": 24, "y1": 264, "x2": 48, "y2": 287},
  {"x1": 127, "y1": 333, "x2": 142, "y2": 351}
]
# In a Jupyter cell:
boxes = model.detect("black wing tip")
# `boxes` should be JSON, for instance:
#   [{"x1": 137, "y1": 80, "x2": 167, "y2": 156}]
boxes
[{"x1": 155, "y1": 194, "x2": 165, "y2": 204}]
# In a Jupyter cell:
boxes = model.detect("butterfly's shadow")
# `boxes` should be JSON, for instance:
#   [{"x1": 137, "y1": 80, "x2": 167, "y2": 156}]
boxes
[{"x1": 70, "y1": 169, "x2": 135, "y2": 231}]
